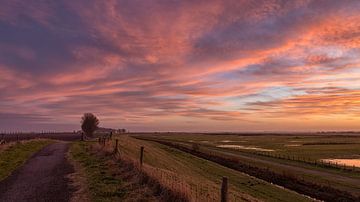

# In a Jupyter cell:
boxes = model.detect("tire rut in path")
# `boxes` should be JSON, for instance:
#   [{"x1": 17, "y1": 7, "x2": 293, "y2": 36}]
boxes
[{"x1": 0, "y1": 142, "x2": 75, "y2": 202}]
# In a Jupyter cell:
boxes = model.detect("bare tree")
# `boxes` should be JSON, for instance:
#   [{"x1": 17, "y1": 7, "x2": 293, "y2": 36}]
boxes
[{"x1": 81, "y1": 113, "x2": 99, "y2": 137}]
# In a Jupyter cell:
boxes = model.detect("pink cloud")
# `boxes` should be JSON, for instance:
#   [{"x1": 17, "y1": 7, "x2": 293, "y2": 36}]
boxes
[{"x1": 0, "y1": 0, "x2": 360, "y2": 131}]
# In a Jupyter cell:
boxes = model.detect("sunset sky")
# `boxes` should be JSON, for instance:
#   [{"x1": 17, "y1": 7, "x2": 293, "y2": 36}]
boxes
[{"x1": 1, "y1": 0, "x2": 360, "y2": 132}]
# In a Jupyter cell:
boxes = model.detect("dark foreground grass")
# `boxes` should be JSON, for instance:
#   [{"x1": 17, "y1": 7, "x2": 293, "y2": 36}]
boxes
[
  {"x1": 70, "y1": 141, "x2": 188, "y2": 202},
  {"x1": 69, "y1": 141, "x2": 125, "y2": 202},
  {"x1": 0, "y1": 140, "x2": 52, "y2": 181}
]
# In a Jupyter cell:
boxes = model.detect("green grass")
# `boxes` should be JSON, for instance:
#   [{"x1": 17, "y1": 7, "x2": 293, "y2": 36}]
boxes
[
  {"x1": 69, "y1": 141, "x2": 125, "y2": 202},
  {"x1": 156, "y1": 143, "x2": 311, "y2": 202},
  {"x1": 114, "y1": 135, "x2": 311, "y2": 202},
  {"x1": 0, "y1": 140, "x2": 52, "y2": 181},
  {"x1": 153, "y1": 133, "x2": 360, "y2": 160},
  {"x1": 139, "y1": 134, "x2": 360, "y2": 196}
]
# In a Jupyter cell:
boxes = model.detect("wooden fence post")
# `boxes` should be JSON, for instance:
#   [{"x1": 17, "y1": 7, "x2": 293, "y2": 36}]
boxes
[
  {"x1": 0, "y1": 134, "x2": 4, "y2": 145},
  {"x1": 114, "y1": 139, "x2": 119, "y2": 154},
  {"x1": 221, "y1": 176, "x2": 228, "y2": 202},
  {"x1": 140, "y1": 146, "x2": 144, "y2": 168},
  {"x1": 17, "y1": 135, "x2": 19, "y2": 143},
  {"x1": 98, "y1": 137, "x2": 101, "y2": 144}
]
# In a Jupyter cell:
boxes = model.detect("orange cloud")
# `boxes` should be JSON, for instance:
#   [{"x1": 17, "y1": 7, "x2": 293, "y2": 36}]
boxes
[{"x1": 1, "y1": 0, "x2": 360, "y2": 131}]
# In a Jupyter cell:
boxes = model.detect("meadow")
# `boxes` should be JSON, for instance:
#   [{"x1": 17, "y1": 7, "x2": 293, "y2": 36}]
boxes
[
  {"x1": 131, "y1": 132, "x2": 360, "y2": 201},
  {"x1": 145, "y1": 133, "x2": 360, "y2": 160},
  {"x1": 1, "y1": 132, "x2": 359, "y2": 201},
  {"x1": 95, "y1": 135, "x2": 312, "y2": 201}
]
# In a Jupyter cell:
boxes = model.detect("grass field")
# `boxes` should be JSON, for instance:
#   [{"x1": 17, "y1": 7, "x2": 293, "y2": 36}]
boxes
[
  {"x1": 148, "y1": 133, "x2": 360, "y2": 160},
  {"x1": 131, "y1": 133, "x2": 360, "y2": 200},
  {"x1": 0, "y1": 139, "x2": 52, "y2": 181},
  {"x1": 109, "y1": 135, "x2": 312, "y2": 202}
]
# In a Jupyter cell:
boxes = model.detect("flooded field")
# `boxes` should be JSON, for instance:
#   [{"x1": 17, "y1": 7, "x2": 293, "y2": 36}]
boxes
[
  {"x1": 284, "y1": 144, "x2": 301, "y2": 147},
  {"x1": 322, "y1": 159, "x2": 360, "y2": 168},
  {"x1": 217, "y1": 144, "x2": 275, "y2": 152},
  {"x1": 219, "y1": 140, "x2": 247, "y2": 143},
  {"x1": 152, "y1": 133, "x2": 360, "y2": 160}
]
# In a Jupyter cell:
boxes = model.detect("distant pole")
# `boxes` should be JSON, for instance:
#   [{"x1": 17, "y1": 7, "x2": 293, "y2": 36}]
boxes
[
  {"x1": 114, "y1": 139, "x2": 119, "y2": 154},
  {"x1": 221, "y1": 176, "x2": 228, "y2": 202},
  {"x1": 140, "y1": 146, "x2": 144, "y2": 168},
  {"x1": 98, "y1": 137, "x2": 101, "y2": 144}
]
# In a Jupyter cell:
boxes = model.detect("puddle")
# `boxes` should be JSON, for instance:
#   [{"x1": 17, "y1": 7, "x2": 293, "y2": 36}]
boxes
[
  {"x1": 321, "y1": 159, "x2": 360, "y2": 168},
  {"x1": 220, "y1": 140, "x2": 247, "y2": 143},
  {"x1": 285, "y1": 144, "x2": 301, "y2": 147},
  {"x1": 289, "y1": 140, "x2": 303, "y2": 143},
  {"x1": 217, "y1": 144, "x2": 274, "y2": 152},
  {"x1": 220, "y1": 140, "x2": 235, "y2": 143}
]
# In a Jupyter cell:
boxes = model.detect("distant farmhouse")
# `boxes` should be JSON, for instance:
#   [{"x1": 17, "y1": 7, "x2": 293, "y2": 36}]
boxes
[
  {"x1": 95, "y1": 127, "x2": 127, "y2": 135},
  {"x1": 77, "y1": 127, "x2": 127, "y2": 135}
]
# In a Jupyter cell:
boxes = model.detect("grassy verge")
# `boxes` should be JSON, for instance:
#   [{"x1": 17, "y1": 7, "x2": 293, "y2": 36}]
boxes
[
  {"x1": 0, "y1": 140, "x2": 52, "y2": 181},
  {"x1": 69, "y1": 141, "x2": 177, "y2": 202},
  {"x1": 69, "y1": 141, "x2": 125, "y2": 202}
]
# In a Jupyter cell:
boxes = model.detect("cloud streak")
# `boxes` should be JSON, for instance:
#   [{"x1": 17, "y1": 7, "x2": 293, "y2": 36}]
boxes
[{"x1": 0, "y1": 0, "x2": 360, "y2": 131}]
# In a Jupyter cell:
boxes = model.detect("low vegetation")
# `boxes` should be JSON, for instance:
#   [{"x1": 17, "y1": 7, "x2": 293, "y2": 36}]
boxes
[
  {"x1": 155, "y1": 133, "x2": 360, "y2": 161},
  {"x1": 150, "y1": 134, "x2": 360, "y2": 188},
  {"x1": 69, "y1": 141, "x2": 124, "y2": 202},
  {"x1": 105, "y1": 135, "x2": 311, "y2": 201},
  {"x1": 69, "y1": 141, "x2": 187, "y2": 202},
  {"x1": 140, "y1": 137, "x2": 360, "y2": 201},
  {"x1": 0, "y1": 139, "x2": 52, "y2": 181}
]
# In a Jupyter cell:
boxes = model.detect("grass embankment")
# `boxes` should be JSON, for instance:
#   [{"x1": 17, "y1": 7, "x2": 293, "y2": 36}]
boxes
[
  {"x1": 69, "y1": 141, "x2": 124, "y2": 202},
  {"x1": 113, "y1": 135, "x2": 311, "y2": 202},
  {"x1": 69, "y1": 141, "x2": 186, "y2": 202},
  {"x1": 141, "y1": 137, "x2": 360, "y2": 201},
  {"x1": 0, "y1": 140, "x2": 52, "y2": 181}
]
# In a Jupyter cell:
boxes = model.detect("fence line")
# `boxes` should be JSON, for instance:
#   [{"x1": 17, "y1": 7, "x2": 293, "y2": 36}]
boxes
[
  {"x1": 98, "y1": 138, "x2": 255, "y2": 202},
  {"x1": 251, "y1": 150, "x2": 359, "y2": 172}
]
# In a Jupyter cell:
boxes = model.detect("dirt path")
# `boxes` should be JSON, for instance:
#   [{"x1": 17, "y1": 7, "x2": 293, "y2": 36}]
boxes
[{"x1": 0, "y1": 142, "x2": 75, "y2": 202}]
